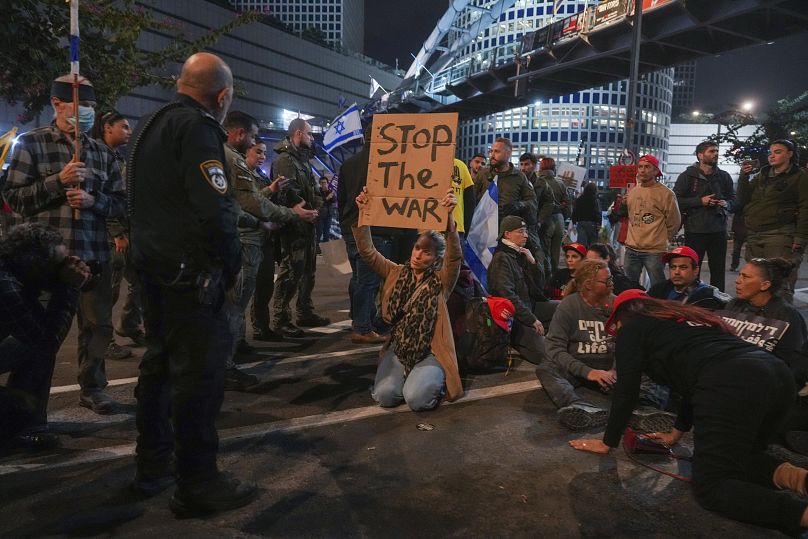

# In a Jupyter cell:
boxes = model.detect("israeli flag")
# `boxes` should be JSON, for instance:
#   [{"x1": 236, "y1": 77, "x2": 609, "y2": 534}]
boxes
[
  {"x1": 323, "y1": 103, "x2": 363, "y2": 152},
  {"x1": 463, "y1": 176, "x2": 499, "y2": 292}
]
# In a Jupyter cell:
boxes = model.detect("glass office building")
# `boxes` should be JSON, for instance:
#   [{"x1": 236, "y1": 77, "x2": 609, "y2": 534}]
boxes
[
  {"x1": 230, "y1": 0, "x2": 364, "y2": 54},
  {"x1": 451, "y1": 0, "x2": 673, "y2": 184}
]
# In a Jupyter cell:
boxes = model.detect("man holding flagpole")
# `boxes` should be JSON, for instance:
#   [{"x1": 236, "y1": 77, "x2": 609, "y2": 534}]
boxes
[{"x1": 3, "y1": 75, "x2": 126, "y2": 415}]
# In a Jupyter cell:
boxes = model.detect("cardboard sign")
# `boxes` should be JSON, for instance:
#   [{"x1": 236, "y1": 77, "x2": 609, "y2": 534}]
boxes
[
  {"x1": 716, "y1": 311, "x2": 790, "y2": 353},
  {"x1": 361, "y1": 113, "x2": 458, "y2": 229},
  {"x1": 609, "y1": 165, "x2": 638, "y2": 188},
  {"x1": 557, "y1": 162, "x2": 588, "y2": 190}
]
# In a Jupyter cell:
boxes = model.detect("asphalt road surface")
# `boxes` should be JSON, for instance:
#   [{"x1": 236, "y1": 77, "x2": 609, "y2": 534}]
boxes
[{"x1": 0, "y1": 240, "x2": 804, "y2": 538}]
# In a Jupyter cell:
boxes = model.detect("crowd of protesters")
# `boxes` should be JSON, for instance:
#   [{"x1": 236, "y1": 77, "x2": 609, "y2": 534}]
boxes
[{"x1": 1, "y1": 55, "x2": 808, "y2": 533}]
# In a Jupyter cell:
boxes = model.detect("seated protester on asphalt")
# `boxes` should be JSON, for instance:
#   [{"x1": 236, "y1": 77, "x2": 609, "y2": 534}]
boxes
[
  {"x1": 488, "y1": 215, "x2": 548, "y2": 365},
  {"x1": 536, "y1": 260, "x2": 672, "y2": 431},
  {"x1": 353, "y1": 187, "x2": 463, "y2": 411},
  {"x1": 647, "y1": 245, "x2": 729, "y2": 309},
  {"x1": 727, "y1": 257, "x2": 808, "y2": 454},
  {"x1": 0, "y1": 223, "x2": 91, "y2": 453},
  {"x1": 545, "y1": 242, "x2": 586, "y2": 300},
  {"x1": 571, "y1": 290, "x2": 808, "y2": 537},
  {"x1": 586, "y1": 242, "x2": 642, "y2": 294}
]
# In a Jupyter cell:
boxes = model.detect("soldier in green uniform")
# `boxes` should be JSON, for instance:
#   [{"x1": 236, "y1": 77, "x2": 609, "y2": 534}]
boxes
[
  {"x1": 222, "y1": 111, "x2": 317, "y2": 389},
  {"x1": 271, "y1": 118, "x2": 330, "y2": 338}
]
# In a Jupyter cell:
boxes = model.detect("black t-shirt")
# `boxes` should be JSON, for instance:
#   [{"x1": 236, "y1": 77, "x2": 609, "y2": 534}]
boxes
[{"x1": 603, "y1": 316, "x2": 760, "y2": 447}]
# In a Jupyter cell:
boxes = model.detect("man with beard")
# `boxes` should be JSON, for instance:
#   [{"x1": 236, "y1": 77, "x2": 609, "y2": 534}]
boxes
[
  {"x1": 621, "y1": 154, "x2": 681, "y2": 288},
  {"x1": 221, "y1": 111, "x2": 316, "y2": 390},
  {"x1": 475, "y1": 138, "x2": 539, "y2": 257},
  {"x1": 673, "y1": 141, "x2": 736, "y2": 291},
  {"x1": 0, "y1": 223, "x2": 91, "y2": 453},
  {"x1": 271, "y1": 118, "x2": 328, "y2": 338}
]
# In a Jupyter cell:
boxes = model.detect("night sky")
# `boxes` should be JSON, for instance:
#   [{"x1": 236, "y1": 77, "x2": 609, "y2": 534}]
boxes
[
  {"x1": 363, "y1": 0, "x2": 447, "y2": 71},
  {"x1": 363, "y1": 2, "x2": 807, "y2": 115}
]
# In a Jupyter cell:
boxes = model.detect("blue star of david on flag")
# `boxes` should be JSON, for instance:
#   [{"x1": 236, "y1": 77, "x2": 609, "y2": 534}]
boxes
[{"x1": 322, "y1": 103, "x2": 363, "y2": 152}]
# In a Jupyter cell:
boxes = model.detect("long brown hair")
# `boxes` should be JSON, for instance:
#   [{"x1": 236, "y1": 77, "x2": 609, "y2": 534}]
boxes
[
  {"x1": 564, "y1": 259, "x2": 607, "y2": 296},
  {"x1": 618, "y1": 296, "x2": 732, "y2": 334}
]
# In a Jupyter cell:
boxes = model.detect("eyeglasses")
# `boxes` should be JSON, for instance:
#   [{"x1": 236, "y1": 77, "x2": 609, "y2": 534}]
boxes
[{"x1": 594, "y1": 277, "x2": 614, "y2": 286}]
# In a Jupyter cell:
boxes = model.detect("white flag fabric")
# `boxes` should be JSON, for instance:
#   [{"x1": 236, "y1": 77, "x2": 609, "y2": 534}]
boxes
[
  {"x1": 463, "y1": 175, "x2": 499, "y2": 292},
  {"x1": 322, "y1": 103, "x2": 363, "y2": 152},
  {"x1": 369, "y1": 77, "x2": 381, "y2": 98}
]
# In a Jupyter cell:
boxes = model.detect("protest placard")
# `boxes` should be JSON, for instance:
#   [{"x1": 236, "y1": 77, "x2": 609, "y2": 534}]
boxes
[
  {"x1": 360, "y1": 113, "x2": 458, "y2": 229},
  {"x1": 557, "y1": 162, "x2": 588, "y2": 190}
]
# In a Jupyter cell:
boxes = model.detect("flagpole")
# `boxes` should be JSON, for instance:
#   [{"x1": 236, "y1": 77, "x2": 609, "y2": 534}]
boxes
[{"x1": 70, "y1": 0, "x2": 82, "y2": 220}]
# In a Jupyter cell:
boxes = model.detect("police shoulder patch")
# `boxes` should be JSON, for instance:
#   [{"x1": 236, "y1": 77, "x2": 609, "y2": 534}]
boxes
[{"x1": 200, "y1": 160, "x2": 228, "y2": 194}]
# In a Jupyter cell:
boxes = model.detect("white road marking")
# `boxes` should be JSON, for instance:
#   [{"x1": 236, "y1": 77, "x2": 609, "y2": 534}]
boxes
[
  {"x1": 50, "y1": 345, "x2": 383, "y2": 395},
  {"x1": 7, "y1": 380, "x2": 540, "y2": 476}
]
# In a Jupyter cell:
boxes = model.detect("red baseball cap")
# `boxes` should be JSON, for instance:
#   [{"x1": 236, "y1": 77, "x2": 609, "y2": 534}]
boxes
[
  {"x1": 486, "y1": 296, "x2": 515, "y2": 333},
  {"x1": 563, "y1": 242, "x2": 587, "y2": 257},
  {"x1": 604, "y1": 289, "x2": 648, "y2": 336},
  {"x1": 638, "y1": 154, "x2": 663, "y2": 177},
  {"x1": 662, "y1": 245, "x2": 699, "y2": 265}
]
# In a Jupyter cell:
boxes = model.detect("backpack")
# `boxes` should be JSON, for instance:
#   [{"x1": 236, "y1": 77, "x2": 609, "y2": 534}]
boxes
[{"x1": 456, "y1": 297, "x2": 511, "y2": 372}]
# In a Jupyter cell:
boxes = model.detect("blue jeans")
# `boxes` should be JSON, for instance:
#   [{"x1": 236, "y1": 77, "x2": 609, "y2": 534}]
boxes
[
  {"x1": 372, "y1": 347, "x2": 445, "y2": 411},
  {"x1": 344, "y1": 234, "x2": 393, "y2": 334},
  {"x1": 623, "y1": 247, "x2": 666, "y2": 288},
  {"x1": 575, "y1": 221, "x2": 598, "y2": 248}
]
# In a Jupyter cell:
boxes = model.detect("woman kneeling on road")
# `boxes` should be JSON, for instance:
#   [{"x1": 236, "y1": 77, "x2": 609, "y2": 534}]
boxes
[
  {"x1": 571, "y1": 290, "x2": 808, "y2": 535},
  {"x1": 353, "y1": 187, "x2": 463, "y2": 411}
]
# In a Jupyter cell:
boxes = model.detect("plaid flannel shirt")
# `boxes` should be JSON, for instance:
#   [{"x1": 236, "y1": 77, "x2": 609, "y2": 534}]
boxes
[
  {"x1": 0, "y1": 270, "x2": 79, "y2": 357},
  {"x1": 3, "y1": 125, "x2": 126, "y2": 263}
]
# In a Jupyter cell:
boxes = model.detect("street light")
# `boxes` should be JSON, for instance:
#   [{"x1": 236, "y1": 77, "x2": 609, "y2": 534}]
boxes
[{"x1": 742, "y1": 101, "x2": 755, "y2": 112}]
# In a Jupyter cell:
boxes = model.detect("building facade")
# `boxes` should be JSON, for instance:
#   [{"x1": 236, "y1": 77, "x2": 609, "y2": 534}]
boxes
[
  {"x1": 450, "y1": 0, "x2": 673, "y2": 185},
  {"x1": 672, "y1": 60, "x2": 697, "y2": 118},
  {"x1": 667, "y1": 122, "x2": 758, "y2": 182},
  {"x1": 0, "y1": 0, "x2": 398, "y2": 147},
  {"x1": 229, "y1": 0, "x2": 364, "y2": 54}
]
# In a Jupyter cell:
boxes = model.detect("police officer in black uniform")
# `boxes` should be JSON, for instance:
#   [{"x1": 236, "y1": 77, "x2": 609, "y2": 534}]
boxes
[{"x1": 127, "y1": 52, "x2": 257, "y2": 516}]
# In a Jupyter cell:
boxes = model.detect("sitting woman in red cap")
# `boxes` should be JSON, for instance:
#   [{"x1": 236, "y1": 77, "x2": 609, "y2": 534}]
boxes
[
  {"x1": 353, "y1": 187, "x2": 463, "y2": 411},
  {"x1": 570, "y1": 289, "x2": 808, "y2": 536},
  {"x1": 545, "y1": 242, "x2": 586, "y2": 300},
  {"x1": 536, "y1": 261, "x2": 671, "y2": 431}
]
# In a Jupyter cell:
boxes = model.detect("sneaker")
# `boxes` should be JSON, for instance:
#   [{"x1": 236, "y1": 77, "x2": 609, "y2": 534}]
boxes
[
  {"x1": 557, "y1": 403, "x2": 609, "y2": 431},
  {"x1": 253, "y1": 327, "x2": 284, "y2": 342},
  {"x1": 131, "y1": 472, "x2": 176, "y2": 497},
  {"x1": 223, "y1": 367, "x2": 259, "y2": 391},
  {"x1": 118, "y1": 330, "x2": 146, "y2": 347},
  {"x1": 296, "y1": 314, "x2": 331, "y2": 328},
  {"x1": 630, "y1": 406, "x2": 676, "y2": 433},
  {"x1": 273, "y1": 323, "x2": 304, "y2": 339},
  {"x1": 105, "y1": 341, "x2": 133, "y2": 360},
  {"x1": 79, "y1": 391, "x2": 117, "y2": 415},
  {"x1": 170, "y1": 472, "x2": 257, "y2": 518},
  {"x1": 235, "y1": 339, "x2": 255, "y2": 355},
  {"x1": 350, "y1": 331, "x2": 388, "y2": 344}
]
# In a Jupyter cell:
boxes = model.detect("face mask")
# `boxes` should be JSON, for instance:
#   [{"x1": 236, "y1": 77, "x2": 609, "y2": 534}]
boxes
[{"x1": 66, "y1": 105, "x2": 96, "y2": 132}]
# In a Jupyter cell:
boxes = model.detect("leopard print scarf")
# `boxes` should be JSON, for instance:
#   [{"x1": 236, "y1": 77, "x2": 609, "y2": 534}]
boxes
[{"x1": 387, "y1": 265, "x2": 442, "y2": 374}]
